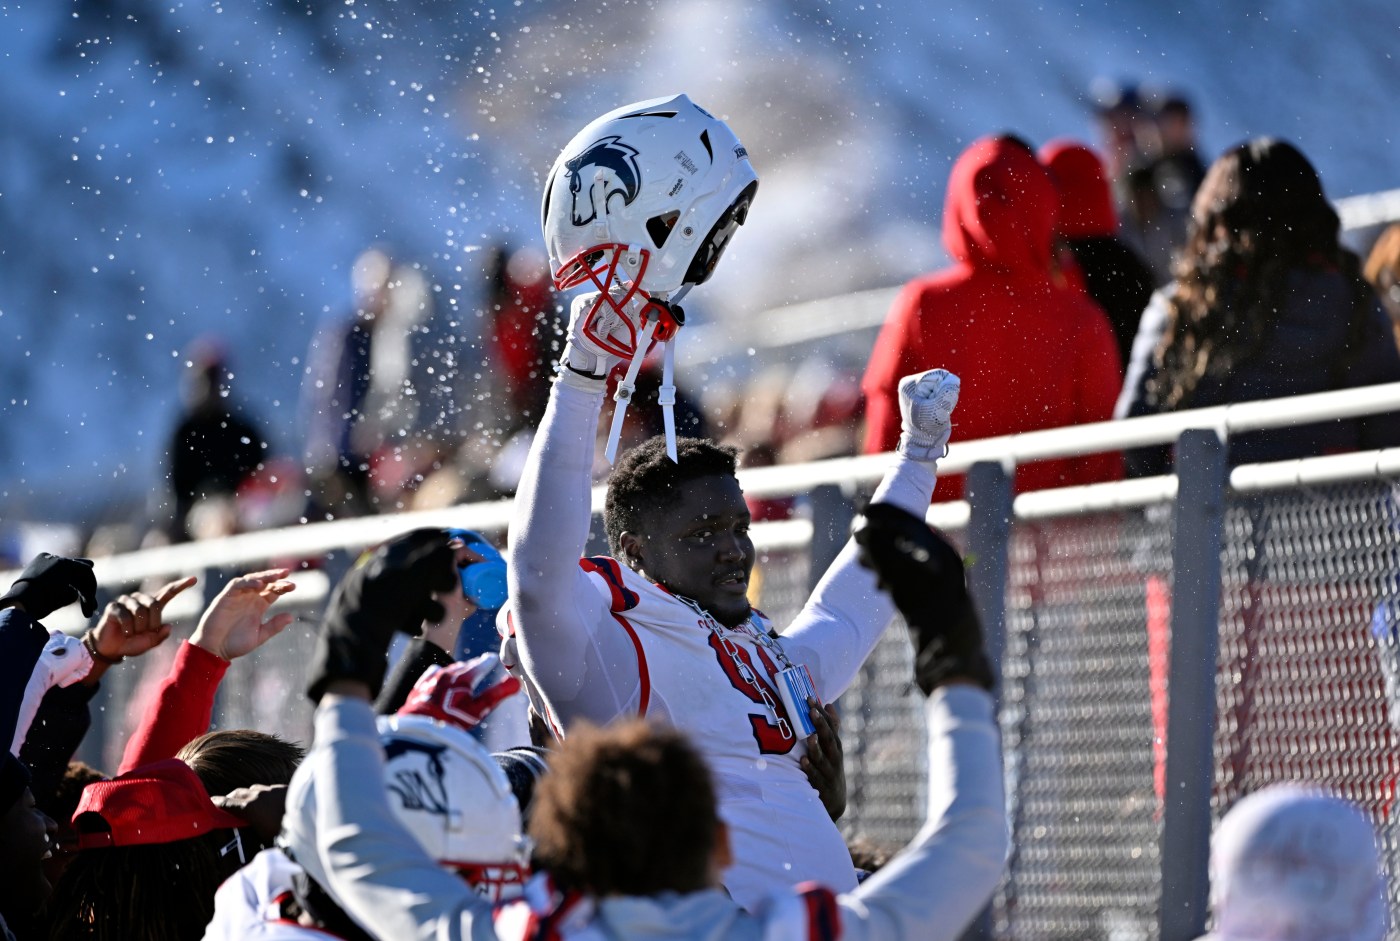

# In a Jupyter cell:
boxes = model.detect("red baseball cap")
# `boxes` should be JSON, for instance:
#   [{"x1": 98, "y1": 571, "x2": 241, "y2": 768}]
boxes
[{"x1": 73, "y1": 758, "x2": 245, "y2": 850}]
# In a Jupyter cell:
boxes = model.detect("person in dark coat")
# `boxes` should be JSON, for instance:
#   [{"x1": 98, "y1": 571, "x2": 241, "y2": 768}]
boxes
[
  {"x1": 1040, "y1": 139, "x2": 1157, "y2": 367},
  {"x1": 862, "y1": 134, "x2": 1123, "y2": 501},
  {"x1": 1115, "y1": 138, "x2": 1400, "y2": 476},
  {"x1": 167, "y1": 343, "x2": 268, "y2": 541}
]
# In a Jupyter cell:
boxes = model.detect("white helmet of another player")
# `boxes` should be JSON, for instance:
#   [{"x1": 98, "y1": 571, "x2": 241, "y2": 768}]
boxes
[
  {"x1": 541, "y1": 93, "x2": 758, "y2": 307},
  {"x1": 376, "y1": 713, "x2": 530, "y2": 901}
]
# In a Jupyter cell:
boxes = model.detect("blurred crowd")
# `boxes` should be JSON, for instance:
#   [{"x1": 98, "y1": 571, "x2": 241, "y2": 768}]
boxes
[{"x1": 7, "y1": 80, "x2": 1398, "y2": 566}]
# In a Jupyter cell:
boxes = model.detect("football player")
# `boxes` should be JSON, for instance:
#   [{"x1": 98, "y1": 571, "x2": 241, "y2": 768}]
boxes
[{"x1": 504, "y1": 94, "x2": 965, "y2": 905}]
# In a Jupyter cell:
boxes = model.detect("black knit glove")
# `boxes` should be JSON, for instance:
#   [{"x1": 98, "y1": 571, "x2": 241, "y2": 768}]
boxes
[
  {"x1": 306, "y1": 530, "x2": 458, "y2": 703},
  {"x1": 0, "y1": 553, "x2": 97, "y2": 620},
  {"x1": 852, "y1": 503, "x2": 994, "y2": 694}
]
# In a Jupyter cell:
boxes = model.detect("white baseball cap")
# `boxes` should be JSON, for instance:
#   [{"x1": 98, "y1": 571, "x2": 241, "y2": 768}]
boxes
[{"x1": 1209, "y1": 784, "x2": 1388, "y2": 941}]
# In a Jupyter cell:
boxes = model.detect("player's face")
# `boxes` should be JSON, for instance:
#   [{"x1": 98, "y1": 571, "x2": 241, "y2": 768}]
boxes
[{"x1": 636, "y1": 474, "x2": 754, "y2": 627}]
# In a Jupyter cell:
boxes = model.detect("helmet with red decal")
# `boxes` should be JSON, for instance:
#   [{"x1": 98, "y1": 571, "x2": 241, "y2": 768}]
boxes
[
  {"x1": 375, "y1": 713, "x2": 531, "y2": 901},
  {"x1": 541, "y1": 94, "x2": 758, "y2": 311}
]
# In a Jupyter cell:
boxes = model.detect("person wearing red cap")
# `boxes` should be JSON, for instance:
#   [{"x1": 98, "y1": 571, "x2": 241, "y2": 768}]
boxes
[
  {"x1": 44, "y1": 757, "x2": 248, "y2": 940},
  {"x1": 34, "y1": 756, "x2": 243, "y2": 941}
]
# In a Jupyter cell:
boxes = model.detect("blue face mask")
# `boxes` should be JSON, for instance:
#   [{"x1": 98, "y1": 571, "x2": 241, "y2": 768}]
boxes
[{"x1": 444, "y1": 529, "x2": 509, "y2": 610}]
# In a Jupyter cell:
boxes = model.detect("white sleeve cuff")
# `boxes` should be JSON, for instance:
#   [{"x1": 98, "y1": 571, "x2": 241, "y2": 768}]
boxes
[{"x1": 870, "y1": 452, "x2": 939, "y2": 516}]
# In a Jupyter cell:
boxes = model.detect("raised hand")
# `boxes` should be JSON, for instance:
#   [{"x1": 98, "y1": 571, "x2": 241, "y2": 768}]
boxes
[
  {"x1": 559, "y1": 289, "x2": 663, "y2": 382},
  {"x1": 852, "y1": 502, "x2": 994, "y2": 694},
  {"x1": 189, "y1": 569, "x2": 297, "y2": 661},
  {"x1": 306, "y1": 529, "x2": 458, "y2": 703},
  {"x1": 212, "y1": 784, "x2": 287, "y2": 846},
  {"x1": 896, "y1": 368, "x2": 960, "y2": 462},
  {"x1": 0, "y1": 553, "x2": 99, "y2": 620},
  {"x1": 88, "y1": 575, "x2": 198, "y2": 662}
]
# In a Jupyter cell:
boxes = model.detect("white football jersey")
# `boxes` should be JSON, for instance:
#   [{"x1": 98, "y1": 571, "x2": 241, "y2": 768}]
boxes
[{"x1": 525, "y1": 556, "x2": 856, "y2": 908}]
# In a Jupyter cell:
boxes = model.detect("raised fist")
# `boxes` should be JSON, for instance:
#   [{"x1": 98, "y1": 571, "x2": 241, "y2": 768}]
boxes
[
  {"x1": 560, "y1": 291, "x2": 643, "y2": 381},
  {"x1": 897, "y1": 368, "x2": 960, "y2": 462},
  {"x1": 558, "y1": 290, "x2": 681, "y2": 384}
]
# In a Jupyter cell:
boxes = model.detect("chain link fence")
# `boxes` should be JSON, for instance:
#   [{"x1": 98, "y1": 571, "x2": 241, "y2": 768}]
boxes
[{"x1": 809, "y1": 478, "x2": 1400, "y2": 941}]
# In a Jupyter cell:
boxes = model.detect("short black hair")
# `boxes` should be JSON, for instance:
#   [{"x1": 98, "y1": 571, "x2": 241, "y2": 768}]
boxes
[{"x1": 604, "y1": 436, "x2": 739, "y2": 557}]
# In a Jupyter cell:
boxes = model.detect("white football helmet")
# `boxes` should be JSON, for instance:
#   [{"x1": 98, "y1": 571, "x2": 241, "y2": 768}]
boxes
[
  {"x1": 541, "y1": 93, "x2": 758, "y2": 334},
  {"x1": 376, "y1": 713, "x2": 530, "y2": 901}
]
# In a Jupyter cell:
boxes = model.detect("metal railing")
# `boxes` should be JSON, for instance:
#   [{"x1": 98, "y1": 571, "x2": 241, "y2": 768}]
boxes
[{"x1": 11, "y1": 381, "x2": 1400, "y2": 941}]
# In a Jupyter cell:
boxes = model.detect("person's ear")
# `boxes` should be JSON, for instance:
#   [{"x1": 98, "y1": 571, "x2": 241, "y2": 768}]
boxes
[{"x1": 619, "y1": 532, "x2": 645, "y2": 572}]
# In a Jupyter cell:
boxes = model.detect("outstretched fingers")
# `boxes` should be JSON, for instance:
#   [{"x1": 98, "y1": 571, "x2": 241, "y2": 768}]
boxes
[{"x1": 153, "y1": 575, "x2": 199, "y2": 608}]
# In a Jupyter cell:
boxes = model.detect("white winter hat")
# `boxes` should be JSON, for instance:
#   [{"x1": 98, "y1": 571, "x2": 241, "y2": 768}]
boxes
[{"x1": 1209, "y1": 783, "x2": 1388, "y2": 941}]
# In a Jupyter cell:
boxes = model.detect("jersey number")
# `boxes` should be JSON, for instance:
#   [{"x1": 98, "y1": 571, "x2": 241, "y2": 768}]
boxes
[{"x1": 707, "y1": 633, "x2": 796, "y2": 755}]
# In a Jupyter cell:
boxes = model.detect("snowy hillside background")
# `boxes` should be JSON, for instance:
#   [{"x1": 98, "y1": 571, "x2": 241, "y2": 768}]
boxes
[{"x1": 1, "y1": 0, "x2": 1397, "y2": 533}]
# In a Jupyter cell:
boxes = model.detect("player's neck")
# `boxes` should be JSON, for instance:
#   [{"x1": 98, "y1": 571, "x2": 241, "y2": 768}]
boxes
[{"x1": 672, "y1": 591, "x2": 752, "y2": 629}]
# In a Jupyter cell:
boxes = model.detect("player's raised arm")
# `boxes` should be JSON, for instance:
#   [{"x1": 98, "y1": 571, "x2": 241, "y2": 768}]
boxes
[
  {"x1": 504, "y1": 293, "x2": 623, "y2": 710},
  {"x1": 783, "y1": 369, "x2": 960, "y2": 700},
  {"x1": 834, "y1": 502, "x2": 1005, "y2": 941}
]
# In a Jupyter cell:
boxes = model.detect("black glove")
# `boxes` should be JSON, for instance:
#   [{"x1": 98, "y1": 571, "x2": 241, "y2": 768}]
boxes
[
  {"x1": 0, "y1": 553, "x2": 98, "y2": 620},
  {"x1": 306, "y1": 529, "x2": 458, "y2": 703},
  {"x1": 852, "y1": 503, "x2": 994, "y2": 694}
]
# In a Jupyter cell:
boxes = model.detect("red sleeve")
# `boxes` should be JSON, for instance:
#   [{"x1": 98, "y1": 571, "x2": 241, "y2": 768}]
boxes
[
  {"x1": 118, "y1": 640, "x2": 229, "y2": 773},
  {"x1": 861, "y1": 285, "x2": 924, "y2": 455},
  {"x1": 1068, "y1": 301, "x2": 1126, "y2": 485}
]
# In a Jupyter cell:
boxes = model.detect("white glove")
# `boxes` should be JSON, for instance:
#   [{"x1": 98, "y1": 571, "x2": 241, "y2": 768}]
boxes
[
  {"x1": 897, "y1": 369, "x2": 960, "y2": 462},
  {"x1": 558, "y1": 290, "x2": 650, "y2": 387}
]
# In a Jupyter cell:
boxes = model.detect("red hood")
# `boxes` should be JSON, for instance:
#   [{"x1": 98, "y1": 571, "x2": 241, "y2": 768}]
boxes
[
  {"x1": 942, "y1": 136, "x2": 1058, "y2": 280},
  {"x1": 1038, "y1": 139, "x2": 1119, "y2": 238}
]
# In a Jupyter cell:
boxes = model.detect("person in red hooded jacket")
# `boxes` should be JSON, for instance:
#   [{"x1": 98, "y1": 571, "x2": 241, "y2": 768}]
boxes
[
  {"x1": 862, "y1": 134, "x2": 1124, "y2": 501},
  {"x1": 1039, "y1": 139, "x2": 1158, "y2": 367}
]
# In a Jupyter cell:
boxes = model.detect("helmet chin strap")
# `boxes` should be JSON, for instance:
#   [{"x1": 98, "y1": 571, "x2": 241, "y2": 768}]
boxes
[
  {"x1": 659, "y1": 336, "x2": 678, "y2": 462},
  {"x1": 604, "y1": 284, "x2": 691, "y2": 465}
]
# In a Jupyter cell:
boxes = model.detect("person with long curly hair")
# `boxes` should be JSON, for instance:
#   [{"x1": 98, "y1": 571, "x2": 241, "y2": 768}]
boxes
[{"x1": 1115, "y1": 138, "x2": 1400, "y2": 476}]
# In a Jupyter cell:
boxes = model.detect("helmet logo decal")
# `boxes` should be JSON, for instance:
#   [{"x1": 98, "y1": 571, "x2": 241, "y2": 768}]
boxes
[
  {"x1": 384, "y1": 738, "x2": 452, "y2": 818},
  {"x1": 564, "y1": 135, "x2": 641, "y2": 226}
]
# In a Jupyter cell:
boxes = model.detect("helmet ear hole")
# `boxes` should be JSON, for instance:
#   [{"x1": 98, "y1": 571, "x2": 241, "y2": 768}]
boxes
[{"x1": 646, "y1": 211, "x2": 680, "y2": 248}]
